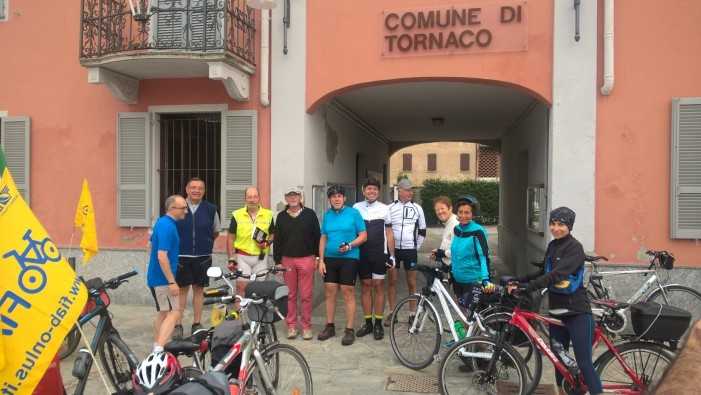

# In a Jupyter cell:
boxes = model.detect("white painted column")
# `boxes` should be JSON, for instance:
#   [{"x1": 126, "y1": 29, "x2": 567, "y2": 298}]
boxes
[{"x1": 550, "y1": 1, "x2": 598, "y2": 251}]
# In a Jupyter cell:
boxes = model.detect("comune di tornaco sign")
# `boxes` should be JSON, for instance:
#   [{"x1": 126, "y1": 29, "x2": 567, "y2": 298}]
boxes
[{"x1": 381, "y1": 1, "x2": 528, "y2": 57}]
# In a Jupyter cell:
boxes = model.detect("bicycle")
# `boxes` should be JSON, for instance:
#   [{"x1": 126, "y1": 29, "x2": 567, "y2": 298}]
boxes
[
  {"x1": 439, "y1": 290, "x2": 676, "y2": 395},
  {"x1": 586, "y1": 250, "x2": 701, "y2": 341},
  {"x1": 162, "y1": 265, "x2": 313, "y2": 395},
  {"x1": 388, "y1": 260, "x2": 537, "y2": 376},
  {"x1": 166, "y1": 265, "x2": 287, "y2": 374},
  {"x1": 67, "y1": 270, "x2": 141, "y2": 395}
]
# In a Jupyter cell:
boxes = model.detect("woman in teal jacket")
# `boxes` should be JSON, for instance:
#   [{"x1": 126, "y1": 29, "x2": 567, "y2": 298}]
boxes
[{"x1": 450, "y1": 195, "x2": 494, "y2": 316}]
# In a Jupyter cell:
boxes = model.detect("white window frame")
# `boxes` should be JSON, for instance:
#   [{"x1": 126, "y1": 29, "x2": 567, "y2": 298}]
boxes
[{"x1": 671, "y1": 97, "x2": 701, "y2": 239}]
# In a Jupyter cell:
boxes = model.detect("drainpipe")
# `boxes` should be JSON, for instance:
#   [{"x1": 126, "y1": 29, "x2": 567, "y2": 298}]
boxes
[
  {"x1": 600, "y1": 0, "x2": 614, "y2": 95},
  {"x1": 260, "y1": 9, "x2": 271, "y2": 106}
]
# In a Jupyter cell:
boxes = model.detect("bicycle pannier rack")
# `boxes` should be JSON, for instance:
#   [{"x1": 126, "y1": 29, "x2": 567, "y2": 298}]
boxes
[
  {"x1": 630, "y1": 301, "x2": 691, "y2": 341},
  {"x1": 244, "y1": 281, "x2": 289, "y2": 323}
]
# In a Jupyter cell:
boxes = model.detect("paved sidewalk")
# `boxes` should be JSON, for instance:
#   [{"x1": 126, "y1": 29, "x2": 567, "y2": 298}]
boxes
[{"x1": 60, "y1": 226, "x2": 557, "y2": 394}]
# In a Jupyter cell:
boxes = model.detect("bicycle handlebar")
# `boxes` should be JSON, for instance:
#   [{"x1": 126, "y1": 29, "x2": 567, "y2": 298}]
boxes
[
  {"x1": 83, "y1": 269, "x2": 139, "y2": 291},
  {"x1": 223, "y1": 266, "x2": 288, "y2": 280}
]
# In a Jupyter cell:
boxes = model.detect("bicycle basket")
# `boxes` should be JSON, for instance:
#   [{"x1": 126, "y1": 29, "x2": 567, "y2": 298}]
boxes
[
  {"x1": 244, "y1": 281, "x2": 289, "y2": 323},
  {"x1": 80, "y1": 289, "x2": 109, "y2": 318},
  {"x1": 658, "y1": 252, "x2": 675, "y2": 270}
]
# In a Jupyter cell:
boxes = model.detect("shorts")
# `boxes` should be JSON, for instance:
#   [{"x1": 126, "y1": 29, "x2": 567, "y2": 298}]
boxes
[
  {"x1": 323, "y1": 257, "x2": 358, "y2": 286},
  {"x1": 395, "y1": 249, "x2": 418, "y2": 270},
  {"x1": 175, "y1": 256, "x2": 213, "y2": 287},
  {"x1": 150, "y1": 285, "x2": 180, "y2": 312},
  {"x1": 358, "y1": 252, "x2": 387, "y2": 280},
  {"x1": 452, "y1": 282, "x2": 482, "y2": 311},
  {"x1": 235, "y1": 253, "x2": 268, "y2": 279}
]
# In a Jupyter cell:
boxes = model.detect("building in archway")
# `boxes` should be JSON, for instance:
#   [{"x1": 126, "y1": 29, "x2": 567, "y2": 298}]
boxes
[{"x1": 1, "y1": 1, "x2": 699, "y2": 304}]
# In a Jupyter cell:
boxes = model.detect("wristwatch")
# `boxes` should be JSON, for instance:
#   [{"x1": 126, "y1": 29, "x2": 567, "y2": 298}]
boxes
[{"x1": 169, "y1": 281, "x2": 176, "y2": 285}]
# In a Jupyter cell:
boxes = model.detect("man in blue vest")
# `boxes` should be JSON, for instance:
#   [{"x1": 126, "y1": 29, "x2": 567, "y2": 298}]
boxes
[{"x1": 172, "y1": 177, "x2": 220, "y2": 339}]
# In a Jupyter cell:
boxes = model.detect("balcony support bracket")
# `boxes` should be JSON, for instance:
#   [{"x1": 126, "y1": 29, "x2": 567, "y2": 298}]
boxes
[
  {"x1": 87, "y1": 67, "x2": 139, "y2": 104},
  {"x1": 208, "y1": 62, "x2": 250, "y2": 101}
]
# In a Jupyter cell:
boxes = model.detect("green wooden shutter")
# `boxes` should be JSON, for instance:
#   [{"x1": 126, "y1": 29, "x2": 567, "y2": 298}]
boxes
[
  {"x1": 221, "y1": 110, "x2": 257, "y2": 230},
  {"x1": 671, "y1": 98, "x2": 701, "y2": 238},
  {"x1": 117, "y1": 112, "x2": 150, "y2": 227},
  {"x1": 1, "y1": 116, "x2": 30, "y2": 204}
]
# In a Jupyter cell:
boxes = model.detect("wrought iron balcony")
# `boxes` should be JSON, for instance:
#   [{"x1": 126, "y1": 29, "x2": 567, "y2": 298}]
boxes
[{"x1": 79, "y1": 0, "x2": 257, "y2": 103}]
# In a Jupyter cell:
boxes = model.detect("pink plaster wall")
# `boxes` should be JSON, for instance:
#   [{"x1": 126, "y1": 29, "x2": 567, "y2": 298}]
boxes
[
  {"x1": 306, "y1": 0, "x2": 554, "y2": 112},
  {"x1": 0, "y1": 2, "x2": 271, "y2": 250},
  {"x1": 595, "y1": 1, "x2": 701, "y2": 265}
]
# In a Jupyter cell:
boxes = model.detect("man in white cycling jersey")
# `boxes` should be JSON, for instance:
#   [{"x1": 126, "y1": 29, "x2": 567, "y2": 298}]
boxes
[
  {"x1": 352, "y1": 178, "x2": 396, "y2": 340},
  {"x1": 385, "y1": 178, "x2": 426, "y2": 326}
]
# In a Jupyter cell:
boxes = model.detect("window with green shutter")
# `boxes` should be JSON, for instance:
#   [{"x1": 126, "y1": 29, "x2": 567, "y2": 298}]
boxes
[{"x1": 671, "y1": 98, "x2": 701, "y2": 239}]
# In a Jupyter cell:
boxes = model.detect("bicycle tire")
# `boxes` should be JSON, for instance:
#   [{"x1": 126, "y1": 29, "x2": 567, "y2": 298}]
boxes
[
  {"x1": 479, "y1": 313, "x2": 542, "y2": 395},
  {"x1": 389, "y1": 295, "x2": 441, "y2": 370},
  {"x1": 438, "y1": 336, "x2": 528, "y2": 395},
  {"x1": 595, "y1": 341, "x2": 674, "y2": 392},
  {"x1": 645, "y1": 285, "x2": 701, "y2": 339},
  {"x1": 246, "y1": 343, "x2": 313, "y2": 395},
  {"x1": 98, "y1": 332, "x2": 139, "y2": 392},
  {"x1": 59, "y1": 324, "x2": 81, "y2": 360}
]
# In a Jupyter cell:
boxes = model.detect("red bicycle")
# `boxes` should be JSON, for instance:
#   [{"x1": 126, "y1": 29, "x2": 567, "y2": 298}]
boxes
[{"x1": 438, "y1": 292, "x2": 677, "y2": 394}]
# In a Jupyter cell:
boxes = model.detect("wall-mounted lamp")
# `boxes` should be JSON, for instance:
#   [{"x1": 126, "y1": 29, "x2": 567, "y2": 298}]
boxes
[
  {"x1": 432, "y1": 117, "x2": 445, "y2": 127},
  {"x1": 128, "y1": 0, "x2": 154, "y2": 22}
]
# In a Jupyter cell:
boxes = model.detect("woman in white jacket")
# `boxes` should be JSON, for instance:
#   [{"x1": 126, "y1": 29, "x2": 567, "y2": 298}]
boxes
[{"x1": 429, "y1": 196, "x2": 459, "y2": 264}]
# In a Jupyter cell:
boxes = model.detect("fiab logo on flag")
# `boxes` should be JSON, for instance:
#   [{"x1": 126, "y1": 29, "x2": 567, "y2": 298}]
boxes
[{"x1": 0, "y1": 170, "x2": 87, "y2": 394}]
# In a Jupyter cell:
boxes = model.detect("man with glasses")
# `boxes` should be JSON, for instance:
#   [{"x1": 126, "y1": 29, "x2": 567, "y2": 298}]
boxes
[
  {"x1": 172, "y1": 177, "x2": 221, "y2": 340},
  {"x1": 147, "y1": 195, "x2": 187, "y2": 354}
]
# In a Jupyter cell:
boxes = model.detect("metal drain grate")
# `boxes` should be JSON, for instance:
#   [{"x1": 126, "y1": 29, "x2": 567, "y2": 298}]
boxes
[{"x1": 386, "y1": 374, "x2": 438, "y2": 393}]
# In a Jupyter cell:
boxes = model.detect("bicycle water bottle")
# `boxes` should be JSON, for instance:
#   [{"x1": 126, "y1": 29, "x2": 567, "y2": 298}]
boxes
[
  {"x1": 550, "y1": 339, "x2": 577, "y2": 369},
  {"x1": 454, "y1": 321, "x2": 467, "y2": 339},
  {"x1": 72, "y1": 348, "x2": 91, "y2": 379}
]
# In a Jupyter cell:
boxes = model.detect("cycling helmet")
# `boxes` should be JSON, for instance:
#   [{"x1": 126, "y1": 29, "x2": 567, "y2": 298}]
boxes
[
  {"x1": 326, "y1": 184, "x2": 346, "y2": 197},
  {"x1": 362, "y1": 178, "x2": 381, "y2": 189},
  {"x1": 133, "y1": 352, "x2": 182, "y2": 395},
  {"x1": 455, "y1": 195, "x2": 480, "y2": 216}
]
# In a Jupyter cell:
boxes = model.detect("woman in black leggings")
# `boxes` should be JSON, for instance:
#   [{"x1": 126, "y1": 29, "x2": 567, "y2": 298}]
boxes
[{"x1": 509, "y1": 207, "x2": 603, "y2": 395}]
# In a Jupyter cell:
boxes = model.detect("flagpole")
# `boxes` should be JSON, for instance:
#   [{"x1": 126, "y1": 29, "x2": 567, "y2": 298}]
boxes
[{"x1": 67, "y1": 226, "x2": 76, "y2": 266}]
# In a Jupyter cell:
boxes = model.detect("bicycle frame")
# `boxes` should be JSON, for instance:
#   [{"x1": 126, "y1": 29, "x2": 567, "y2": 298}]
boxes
[
  {"x1": 507, "y1": 306, "x2": 645, "y2": 394},
  {"x1": 591, "y1": 267, "x2": 680, "y2": 304}
]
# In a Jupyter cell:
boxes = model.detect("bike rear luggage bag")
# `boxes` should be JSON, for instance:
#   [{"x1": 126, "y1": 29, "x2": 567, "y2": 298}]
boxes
[
  {"x1": 210, "y1": 320, "x2": 244, "y2": 376},
  {"x1": 630, "y1": 301, "x2": 691, "y2": 341},
  {"x1": 244, "y1": 281, "x2": 289, "y2": 323}
]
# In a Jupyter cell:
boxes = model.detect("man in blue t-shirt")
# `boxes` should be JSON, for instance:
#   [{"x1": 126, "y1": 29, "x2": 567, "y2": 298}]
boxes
[
  {"x1": 317, "y1": 185, "x2": 367, "y2": 346},
  {"x1": 147, "y1": 195, "x2": 187, "y2": 353}
]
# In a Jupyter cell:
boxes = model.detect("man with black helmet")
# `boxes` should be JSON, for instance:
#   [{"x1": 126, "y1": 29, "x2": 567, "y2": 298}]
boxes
[
  {"x1": 386, "y1": 178, "x2": 427, "y2": 326},
  {"x1": 317, "y1": 184, "x2": 367, "y2": 345},
  {"x1": 353, "y1": 178, "x2": 396, "y2": 340}
]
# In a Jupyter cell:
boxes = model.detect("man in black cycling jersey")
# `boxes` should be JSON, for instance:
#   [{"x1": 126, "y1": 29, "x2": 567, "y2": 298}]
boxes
[
  {"x1": 352, "y1": 178, "x2": 396, "y2": 340},
  {"x1": 386, "y1": 178, "x2": 427, "y2": 326}
]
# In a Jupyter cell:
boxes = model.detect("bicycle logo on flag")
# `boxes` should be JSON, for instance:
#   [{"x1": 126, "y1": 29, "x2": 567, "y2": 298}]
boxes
[{"x1": 3, "y1": 229, "x2": 62, "y2": 294}]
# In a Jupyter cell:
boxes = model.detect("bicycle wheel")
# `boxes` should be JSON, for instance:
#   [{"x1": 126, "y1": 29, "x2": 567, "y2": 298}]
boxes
[
  {"x1": 595, "y1": 342, "x2": 674, "y2": 392},
  {"x1": 59, "y1": 324, "x2": 81, "y2": 360},
  {"x1": 646, "y1": 285, "x2": 701, "y2": 338},
  {"x1": 246, "y1": 343, "x2": 313, "y2": 395},
  {"x1": 98, "y1": 333, "x2": 139, "y2": 392},
  {"x1": 389, "y1": 295, "x2": 441, "y2": 370},
  {"x1": 439, "y1": 336, "x2": 527, "y2": 395},
  {"x1": 479, "y1": 313, "x2": 542, "y2": 395}
]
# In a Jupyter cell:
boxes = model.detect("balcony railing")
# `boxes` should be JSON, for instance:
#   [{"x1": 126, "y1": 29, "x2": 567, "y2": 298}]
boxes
[{"x1": 80, "y1": 0, "x2": 256, "y2": 67}]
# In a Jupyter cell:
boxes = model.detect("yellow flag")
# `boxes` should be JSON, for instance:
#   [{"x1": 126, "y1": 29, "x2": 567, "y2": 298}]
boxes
[
  {"x1": 74, "y1": 178, "x2": 99, "y2": 265},
  {"x1": 0, "y1": 167, "x2": 88, "y2": 393}
]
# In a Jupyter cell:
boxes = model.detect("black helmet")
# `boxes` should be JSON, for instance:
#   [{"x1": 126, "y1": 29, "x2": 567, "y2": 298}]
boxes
[
  {"x1": 362, "y1": 178, "x2": 381, "y2": 189},
  {"x1": 456, "y1": 195, "x2": 480, "y2": 216},
  {"x1": 326, "y1": 184, "x2": 346, "y2": 197}
]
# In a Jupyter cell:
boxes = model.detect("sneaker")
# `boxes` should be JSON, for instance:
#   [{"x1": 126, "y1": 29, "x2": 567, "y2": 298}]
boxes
[
  {"x1": 373, "y1": 324, "x2": 384, "y2": 340},
  {"x1": 341, "y1": 328, "x2": 355, "y2": 346},
  {"x1": 287, "y1": 328, "x2": 298, "y2": 339},
  {"x1": 172, "y1": 324, "x2": 184, "y2": 340},
  {"x1": 317, "y1": 324, "x2": 336, "y2": 341},
  {"x1": 383, "y1": 315, "x2": 398, "y2": 327},
  {"x1": 356, "y1": 322, "x2": 373, "y2": 338},
  {"x1": 408, "y1": 314, "x2": 416, "y2": 326},
  {"x1": 302, "y1": 329, "x2": 313, "y2": 340},
  {"x1": 191, "y1": 323, "x2": 203, "y2": 336},
  {"x1": 442, "y1": 340, "x2": 456, "y2": 348}
]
